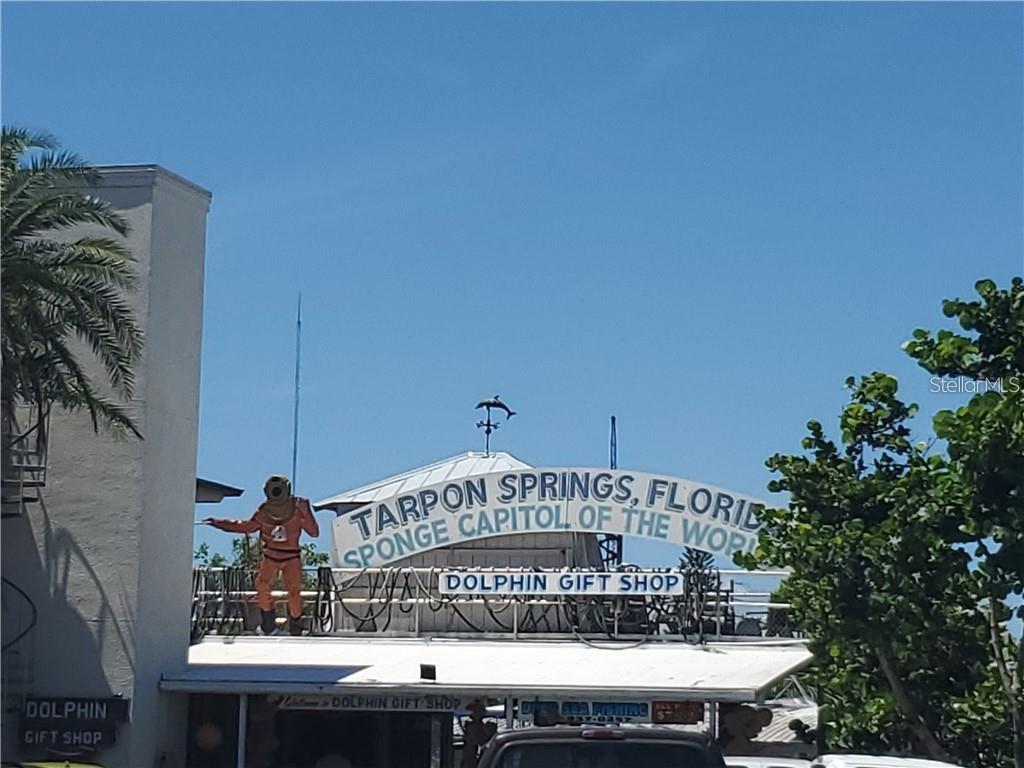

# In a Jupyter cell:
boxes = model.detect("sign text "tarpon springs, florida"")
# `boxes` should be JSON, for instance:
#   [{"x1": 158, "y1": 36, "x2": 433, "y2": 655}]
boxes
[{"x1": 332, "y1": 468, "x2": 767, "y2": 568}]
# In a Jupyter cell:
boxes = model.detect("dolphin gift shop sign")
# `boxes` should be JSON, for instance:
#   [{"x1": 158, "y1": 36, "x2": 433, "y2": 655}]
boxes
[{"x1": 332, "y1": 468, "x2": 767, "y2": 568}]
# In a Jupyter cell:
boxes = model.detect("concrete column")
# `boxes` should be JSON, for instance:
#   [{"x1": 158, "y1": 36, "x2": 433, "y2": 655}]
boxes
[
  {"x1": 236, "y1": 694, "x2": 248, "y2": 768},
  {"x1": 0, "y1": 166, "x2": 211, "y2": 768}
]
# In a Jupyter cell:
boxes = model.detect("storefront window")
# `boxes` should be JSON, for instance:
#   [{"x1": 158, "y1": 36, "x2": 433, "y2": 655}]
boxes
[{"x1": 243, "y1": 695, "x2": 441, "y2": 768}]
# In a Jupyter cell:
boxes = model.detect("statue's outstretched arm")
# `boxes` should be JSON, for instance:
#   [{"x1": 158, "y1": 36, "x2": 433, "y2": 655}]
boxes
[{"x1": 204, "y1": 514, "x2": 260, "y2": 534}]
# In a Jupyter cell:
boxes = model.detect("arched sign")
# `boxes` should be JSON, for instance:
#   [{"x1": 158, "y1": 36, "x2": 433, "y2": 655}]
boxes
[{"x1": 332, "y1": 468, "x2": 767, "y2": 568}]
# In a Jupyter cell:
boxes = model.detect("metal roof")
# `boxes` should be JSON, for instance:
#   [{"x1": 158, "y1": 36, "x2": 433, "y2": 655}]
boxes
[
  {"x1": 753, "y1": 698, "x2": 818, "y2": 743},
  {"x1": 314, "y1": 451, "x2": 532, "y2": 514},
  {"x1": 489, "y1": 727, "x2": 717, "y2": 747},
  {"x1": 162, "y1": 636, "x2": 812, "y2": 702}
]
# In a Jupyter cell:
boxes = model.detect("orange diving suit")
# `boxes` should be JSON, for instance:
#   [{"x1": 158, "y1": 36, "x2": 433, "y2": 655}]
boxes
[{"x1": 204, "y1": 475, "x2": 320, "y2": 636}]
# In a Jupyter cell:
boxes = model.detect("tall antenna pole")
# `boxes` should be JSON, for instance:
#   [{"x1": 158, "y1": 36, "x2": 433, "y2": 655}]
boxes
[
  {"x1": 609, "y1": 415, "x2": 618, "y2": 470},
  {"x1": 291, "y1": 294, "x2": 302, "y2": 486},
  {"x1": 600, "y1": 415, "x2": 623, "y2": 568}
]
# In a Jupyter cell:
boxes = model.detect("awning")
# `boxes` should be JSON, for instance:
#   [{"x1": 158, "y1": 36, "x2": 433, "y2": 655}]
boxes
[
  {"x1": 195, "y1": 477, "x2": 244, "y2": 503},
  {"x1": 161, "y1": 637, "x2": 812, "y2": 703}
]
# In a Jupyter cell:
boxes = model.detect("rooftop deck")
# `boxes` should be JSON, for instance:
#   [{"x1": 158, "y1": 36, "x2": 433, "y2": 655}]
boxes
[{"x1": 191, "y1": 565, "x2": 794, "y2": 643}]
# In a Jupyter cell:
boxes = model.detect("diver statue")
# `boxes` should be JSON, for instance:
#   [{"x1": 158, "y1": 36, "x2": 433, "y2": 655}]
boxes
[{"x1": 203, "y1": 474, "x2": 320, "y2": 636}]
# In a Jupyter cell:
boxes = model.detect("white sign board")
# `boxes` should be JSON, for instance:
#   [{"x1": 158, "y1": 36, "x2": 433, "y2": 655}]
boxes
[
  {"x1": 333, "y1": 467, "x2": 767, "y2": 568},
  {"x1": 439, "y1": 570, "x2": 685, "y2": 595},
  {"x1": 270, "y1": 694, "x2": 462, "y2": 712}
]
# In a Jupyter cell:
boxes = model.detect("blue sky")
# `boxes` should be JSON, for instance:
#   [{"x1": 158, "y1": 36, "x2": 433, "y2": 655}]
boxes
[{"x1": 3, "y1": 2, "x2": 1022, "y2": 567}]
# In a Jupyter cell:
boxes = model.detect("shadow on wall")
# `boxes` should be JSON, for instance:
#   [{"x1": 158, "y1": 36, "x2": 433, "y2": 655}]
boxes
[{"x1": 1, "y1": 494, "x2": 134, "y2": 759}]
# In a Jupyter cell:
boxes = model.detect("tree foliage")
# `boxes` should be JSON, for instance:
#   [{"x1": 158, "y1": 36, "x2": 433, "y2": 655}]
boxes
[
  {"x1": 738, "y1": 278, "x2": 1023, "y2": 767},
  {"x1": 194, "y1": 539, "x2": 329, "y2": 588},
  {"x1": 680, "y1": 546, "x2": 715, "y2": 572},
  {"x1": 903, "y1": 278, "x2": 1023, "y2": 601},
  {"x1": 1, "y1": 127, "x2": 143, "y2": 436},
  {"x1": 905, "y1": 277, "x2": 1024, "y2": 766}
]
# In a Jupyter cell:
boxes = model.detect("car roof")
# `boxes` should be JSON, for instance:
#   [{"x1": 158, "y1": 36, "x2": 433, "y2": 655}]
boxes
[
  {"x1": 725, "y1": 758, "x2": 811, "y2": 767},
  {"x1": 812, "y1": 756, "x2": 962, "y2": 768},
  {"x1": 491, "y1": 725, "x2": 716, "y2": 747}
]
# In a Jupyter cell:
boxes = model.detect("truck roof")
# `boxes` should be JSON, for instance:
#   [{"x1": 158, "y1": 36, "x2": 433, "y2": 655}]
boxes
[{"x1": 489, "y1": 724, "x2": 718, "y2": 747}]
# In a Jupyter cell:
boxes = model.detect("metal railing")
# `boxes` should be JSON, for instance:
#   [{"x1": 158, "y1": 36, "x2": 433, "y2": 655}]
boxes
[
  {"x1": 1, "y1": 401, "x2": 49, "y2": 510},
  {"x1": 190, "y1": 566, "x2": 794, "y2": 643}
]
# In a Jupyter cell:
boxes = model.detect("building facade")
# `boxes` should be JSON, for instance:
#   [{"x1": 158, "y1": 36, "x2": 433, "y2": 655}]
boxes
[
  {"x1": 177, "y1": 457, "x2": 811, "y2": 768},
  {"x1": 1, "y1": 166, "x2": 212, "y2": 767},
  {"x1": 0, "y1": 166, "x2": 813, "y2": 768}
]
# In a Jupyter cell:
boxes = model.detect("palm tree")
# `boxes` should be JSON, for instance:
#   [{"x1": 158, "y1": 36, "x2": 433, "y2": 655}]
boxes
[{"x1": 1, "y1": 127, "x2": 143, "y2": 438}]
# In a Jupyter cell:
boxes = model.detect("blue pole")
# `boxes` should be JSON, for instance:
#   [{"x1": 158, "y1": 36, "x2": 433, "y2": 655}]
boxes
[{"x1": 291, "y1": 294, "x2": 302, "y2": 486}]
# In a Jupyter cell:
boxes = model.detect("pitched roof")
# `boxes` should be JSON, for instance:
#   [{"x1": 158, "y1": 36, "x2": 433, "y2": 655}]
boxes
[{"x1": 314, "y1": 451, "x2": 532, "y2": 514}]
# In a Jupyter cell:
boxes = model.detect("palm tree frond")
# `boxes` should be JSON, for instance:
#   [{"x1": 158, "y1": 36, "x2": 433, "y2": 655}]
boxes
[
  {"x1": 1, "y1": 126, "x2": 143, "y2": 438},
  {"x1": 3, "y1": 191, "x2": 130, "y2": 243},
  {"x1": 4, "y1": 237, "x2": 137, "y2": 289}
]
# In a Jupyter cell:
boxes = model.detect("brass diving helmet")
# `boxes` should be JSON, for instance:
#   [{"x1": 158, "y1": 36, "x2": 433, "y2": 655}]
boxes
[{"x1": 260, "y1": 474, "x2": 294, "y2": 523}]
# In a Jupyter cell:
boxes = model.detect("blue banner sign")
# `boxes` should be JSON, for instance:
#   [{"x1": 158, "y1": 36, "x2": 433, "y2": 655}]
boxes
[
  {"x1": 520, "y1": 700, "x2": 651, "y2": 723},
  {"x1": 333, "y1": 468, "x2": 767, "y2": 568}
]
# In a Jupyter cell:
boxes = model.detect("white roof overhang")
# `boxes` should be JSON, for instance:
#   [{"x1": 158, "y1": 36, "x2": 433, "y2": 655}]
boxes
[{"x1": 161, "y1": 637, "x2": 812, "y2": 703}]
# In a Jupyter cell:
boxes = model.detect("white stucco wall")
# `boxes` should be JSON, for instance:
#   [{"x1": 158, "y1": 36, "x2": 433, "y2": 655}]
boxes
[{"x1": 0, "y1": 166, "x2": 210, "y2": 768}]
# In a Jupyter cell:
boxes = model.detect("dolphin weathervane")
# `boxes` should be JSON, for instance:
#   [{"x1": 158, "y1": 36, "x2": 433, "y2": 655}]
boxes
[{"x1": 475, "y1": 395, "x2": 515, "y2": 455}]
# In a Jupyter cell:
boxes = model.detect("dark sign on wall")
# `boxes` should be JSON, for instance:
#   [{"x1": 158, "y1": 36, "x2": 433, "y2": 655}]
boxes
[
  {"x1": 519, "y1": 700, "x2": 651, "y2": 724},
  {"x1": 651, "y1": 700, "x2": 704, "y2": 724},
  {"x1": 19, "y1": 696, "x2": 130, "y2": 755}
]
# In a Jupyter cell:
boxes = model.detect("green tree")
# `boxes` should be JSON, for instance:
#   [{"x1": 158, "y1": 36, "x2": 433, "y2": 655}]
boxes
[
  {"x1": 193, "y1": 538, "x2": 329, "y2": 589},
  {"x1": 680, "y1": 546, "x2": 715, "y2": 572},
  {"x1": 1, "y1": 127, "x2": 143, "y2": 436},
  {"x1": 738, "y1": 277, "x2": 1024, "y2": 765},
  {"x1": 903, "y1": 277, "x2": 1024, "y2": 765},
  {"x1": 192, "y1": 541, "x2": 228, "y2": 568},
  {"x1": 738, "y1": 370, "x2": 1014, "y2": 765}
]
